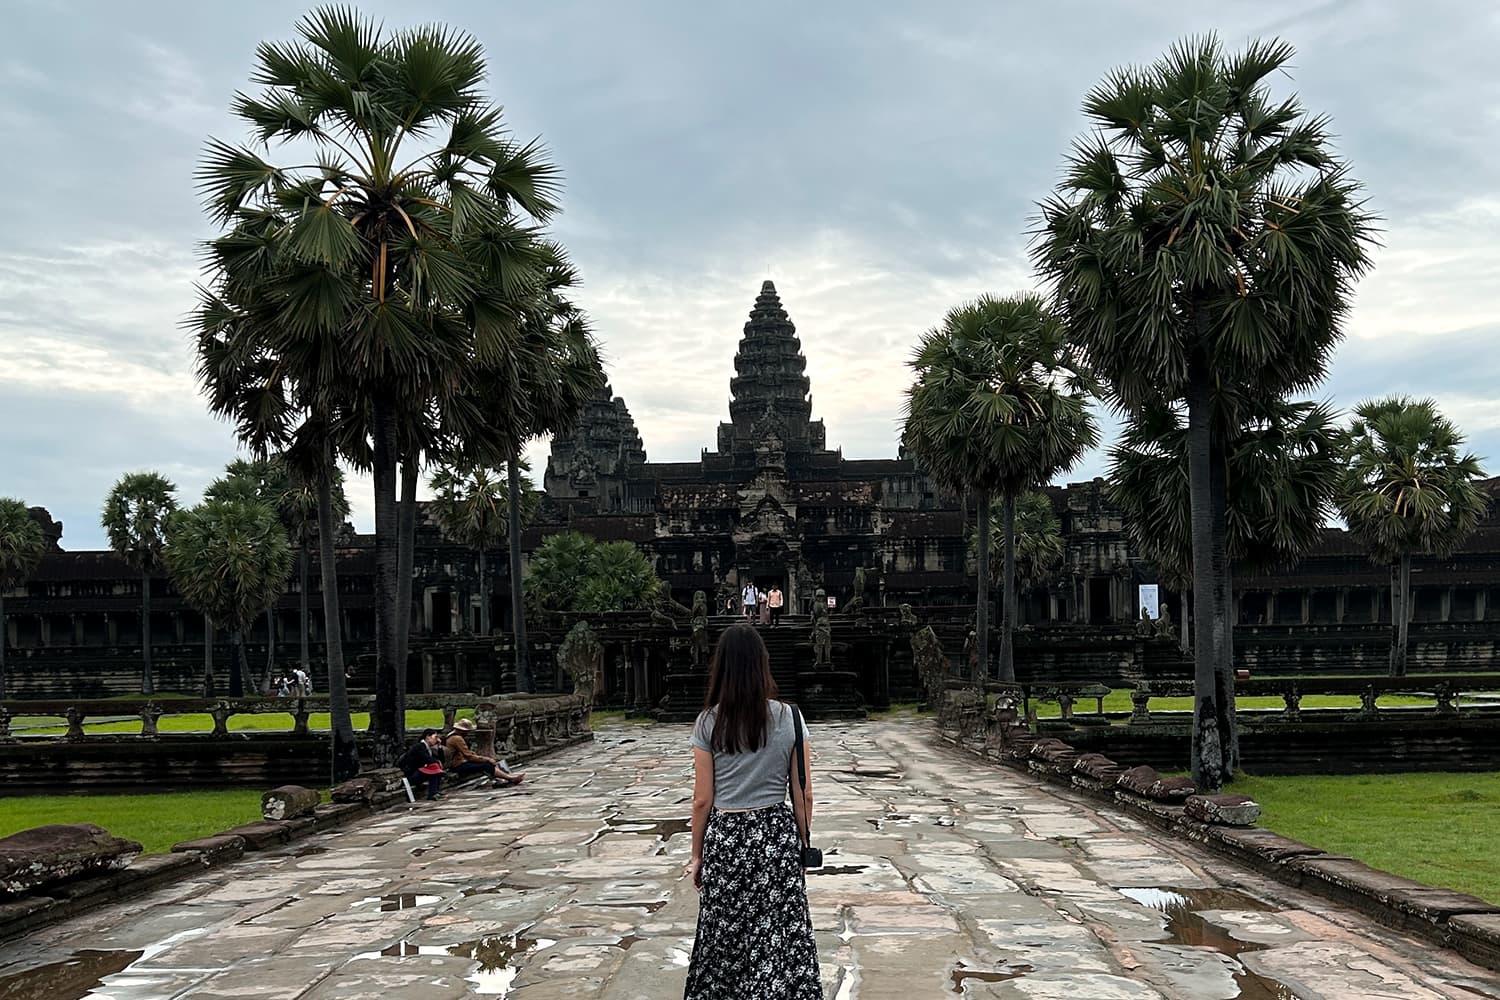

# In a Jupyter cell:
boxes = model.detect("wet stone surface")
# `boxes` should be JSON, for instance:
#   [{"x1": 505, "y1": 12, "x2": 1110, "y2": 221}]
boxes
[{"x1": 1, "y1": 720, "x2": 1499, "y2": 998}]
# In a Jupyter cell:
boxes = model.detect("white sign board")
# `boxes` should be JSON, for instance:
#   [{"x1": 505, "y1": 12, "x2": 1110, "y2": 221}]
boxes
[{"x1": 1137, "y1": 584, "x2": 1160, "y2": 620}]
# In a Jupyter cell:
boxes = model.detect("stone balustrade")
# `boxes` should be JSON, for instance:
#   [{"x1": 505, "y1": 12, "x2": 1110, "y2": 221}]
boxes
[{"x1": 0, "y1": 694, "x2": 482, "y2": 741}]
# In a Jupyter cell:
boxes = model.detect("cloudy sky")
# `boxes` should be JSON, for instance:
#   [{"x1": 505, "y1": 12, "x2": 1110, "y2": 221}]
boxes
[{"x1": 3, "y1": 1, "x2": 1497, "y2": 550}]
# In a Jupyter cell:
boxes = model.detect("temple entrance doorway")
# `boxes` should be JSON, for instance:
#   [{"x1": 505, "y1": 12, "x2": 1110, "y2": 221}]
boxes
[
  {"x1": 429, "y1": 591, "x2": 453, "y2": 637},
  {"x1": 1088, "y1": 577, "x2": 1112, "y2": 624}
]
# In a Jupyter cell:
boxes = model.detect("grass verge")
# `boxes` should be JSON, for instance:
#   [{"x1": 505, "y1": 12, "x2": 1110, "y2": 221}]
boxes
[
  {"x1": 0, "y1": 789, "x2": 265, "y2": 854},
  {"x1": 1234, "y1": 771, "x2": 1500, "y2": 904},
  {"x1": 10, "y1": 708, "x2": 471, "y2": 736}
]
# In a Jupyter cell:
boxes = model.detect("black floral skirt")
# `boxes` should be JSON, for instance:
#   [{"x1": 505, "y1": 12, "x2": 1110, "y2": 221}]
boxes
[{"x1": 685, "y1": 804, "x2": 823, "y2": 999}]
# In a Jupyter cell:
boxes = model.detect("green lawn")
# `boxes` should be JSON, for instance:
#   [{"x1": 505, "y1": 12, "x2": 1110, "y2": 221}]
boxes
[
  {"x1": 1029, "y1": 689, "x2": 1462, "y2": 719},
  {"x1": 0, "y1": 789, "x2": 265, "y2": 854},
  {"x1": 1234, "y1": 772, "x2": 1500, "y2": 904},
  {"x1": 10, "y1": 708, "x2": 470, "y2": 736}
]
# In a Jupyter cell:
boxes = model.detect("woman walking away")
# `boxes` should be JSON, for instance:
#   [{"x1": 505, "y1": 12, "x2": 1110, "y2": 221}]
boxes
[{"x1": 685, "y1": 624, "x2": 822, "y2": 999}]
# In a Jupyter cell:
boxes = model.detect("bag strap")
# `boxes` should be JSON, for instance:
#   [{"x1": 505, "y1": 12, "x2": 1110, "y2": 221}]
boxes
[{"x1": 789, "y1": 703, "x2": 811, "y2": 847}]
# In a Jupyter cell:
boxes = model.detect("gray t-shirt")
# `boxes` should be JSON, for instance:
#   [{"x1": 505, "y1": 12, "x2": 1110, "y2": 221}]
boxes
[{"x1": 691, "y1": 700, "x2": 810, "y2": 810}]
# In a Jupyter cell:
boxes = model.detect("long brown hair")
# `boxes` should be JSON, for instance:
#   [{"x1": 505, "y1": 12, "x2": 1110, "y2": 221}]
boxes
[{"x1": 704, "y1": 624, "x2": 778, "y2": 753}]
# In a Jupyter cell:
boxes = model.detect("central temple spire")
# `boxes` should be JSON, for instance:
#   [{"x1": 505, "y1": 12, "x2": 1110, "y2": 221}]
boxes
[{"x1": 715, "y1": 280, "x2": 827, "y2": 460}]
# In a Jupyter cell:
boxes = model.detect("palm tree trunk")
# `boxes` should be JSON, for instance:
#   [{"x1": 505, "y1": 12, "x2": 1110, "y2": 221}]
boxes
[
  {"x1": 141, "y1": 568, "x2": 154, "y2": 695},
  {"x1": 508, "y1": 451, "x2": 532, "y2": 693},
  {"x1": 232, "y1": 628, "x2": 254, "y2": 697},
  {"x1": 998, "y1": 490, "x2": 1017, "y2": 684},
  {"x1": 1186, "y1": 346, "x2": 1228, "y2": 791},
  {"x1": 1210, "y1": 442, "x2": 1237, "y2": 779},
  {"x1": 318, "y1": 452, "x2": 359, "y2": 782},
  {"x1": 370, "y1": 394, "x2": 402, "y2": 766},
  {"x1": 396, "y1": 455, "x2": 418, "y2": 709},
  {"x1": 1393, "y1": 553, "x2": 1412, "y2": 677},
  {"x1": 202, "y1": 617, "x2": 215, "y2": 698},
  {"x1": 1179, "y1": 591, "x2": 1191, "y2": 656},
  {"x1": 0, "y1": 591, "x2": 8, "y2": 700},
  {"x1": 262, "y1": 605, "x2": 276, "y2": 694},
  {"x1": 227, "y1": 621, "x2": 243, "y2": 698},
  {"x1": 298, "y1": 540, "x2": 310, "y2": 675},
  {"x1": 479, "y1": 547, "x2": 491, "y2": 636},
  {"x1": 975, "y1": 492, "x2": 992, "y2": 683}
]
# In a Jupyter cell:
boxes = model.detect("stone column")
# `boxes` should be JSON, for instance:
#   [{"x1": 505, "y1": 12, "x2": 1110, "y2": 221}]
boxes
[
  {"x1": 72, "y1": 614, "x2": 83, "y2": 646},
  {"x1": 1300, "y1": 590, "x2": 1311, "y2": 625},
  {"x1": 1047, "y1": 589, "x2": 1059, "y2": 623},
  {"x1": 38, "y1": 614, "x2": 50, "y2": 647},
  {"x1": 1477, "y1": 590, "x2": 1488, "y2": 622},
  {"x1": 1336, "y1": 588, "x2": 1348, "y2": 625},
  {"x1": 106, "y1": 613, "x2": 118, "y2": 646},
  {"x1": 634, "y1": 645, "x2": 650, "y2": 713},
  {"x1": 173, "y1": 612, "x2": 185, "y2": 644},
  {"x1": 1372, "y1": 587, "x2": 1383, "y2": 623},
  {"x1": 1441, "y1": 587, "x2": 1454, "y2": 622}
]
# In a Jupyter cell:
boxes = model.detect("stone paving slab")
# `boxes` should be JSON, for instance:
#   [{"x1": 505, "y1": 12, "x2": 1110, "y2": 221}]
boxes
[{"x1": 1, "y1": 719, "x2": 1499, "y2": 998}]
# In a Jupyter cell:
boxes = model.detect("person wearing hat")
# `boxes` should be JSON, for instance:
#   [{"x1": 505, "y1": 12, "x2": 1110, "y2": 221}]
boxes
[{"x1": 445, "y1": 718, "x2": 526, "y2": 787}]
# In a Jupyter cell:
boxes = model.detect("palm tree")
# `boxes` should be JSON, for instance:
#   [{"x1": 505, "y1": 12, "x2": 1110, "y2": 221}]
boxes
[
  {"x1": 577, "y1": 541, "x2": 664, "y2": 613},
  {"x1": 1110, "y1": 397, "x2": 1343, "y2": 705},
  {"x1": 196, "y1": 6, "x2": 565, "y2": 764},
  {"x1": 164, "y1": 497, "x2": 294, "y2": 698},
  {"x1": 276, "y1": 462, "x2": 351, "y2": 683},
  {"x1": 102, "y1": 472, "x2": 178, "y2": 695},
  {"x1": 429, "y1": 459, "x2": 539, "y2": 636},
  {"x1": 1336, "y1": 397, "x2": 1489, "y2": 677},
  {"x1": 524, "y1": 531, "x2": 598, "y2": 615},
  {"x1": 208, "y1": 458, "x2": 294, "y2": 690},
  {"x1": 0, "y1": 499, "x2": 47, "y2": 700},
  {"x1": 904, "y1": 294, "x2": 1096, "y2": 683},
  {"x1": 975, "y1": 491, "x2": 1065, "y2": 608},
  {"x1": 1033, "y1": 36, "x2": 1375, "y2": 789},
  {"x1": 443, "y1": 244, "x2": 603, "y2": 691}
]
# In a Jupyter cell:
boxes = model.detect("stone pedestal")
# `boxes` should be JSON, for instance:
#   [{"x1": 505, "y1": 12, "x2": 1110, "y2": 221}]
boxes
[{"x1": 654, "y1": 672, "x2": 709, "y2": 723}]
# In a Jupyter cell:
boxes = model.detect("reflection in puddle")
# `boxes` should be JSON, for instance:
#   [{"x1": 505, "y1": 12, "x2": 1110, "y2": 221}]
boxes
[
  {"x1": 1118, "y1": 887, "x2": 1304, "y2": 1000},
  {"x1": 356, "y1": 933, "x2": 556, "y2": 997},
  {"x1": 0, "y1": 949, "x2": 143, "y2": 1000},
  {"x1": 950, "y1": 962, "x2": 1032, "y2": 993},
  {"x1": 588, "y1": 817, "x2": 693, "y2": 845},
  {"x1": 352, "y1": 893, "x2": 443, "y2": 911}
]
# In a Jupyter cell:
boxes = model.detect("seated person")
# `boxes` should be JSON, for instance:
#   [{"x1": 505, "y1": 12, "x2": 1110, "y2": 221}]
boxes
[
  {"x1": 445, "y1": 718, "x2": 526, "y2": 787},
  {"x1": 397, "y1": 728, "x2": 446, "y2": 801}
]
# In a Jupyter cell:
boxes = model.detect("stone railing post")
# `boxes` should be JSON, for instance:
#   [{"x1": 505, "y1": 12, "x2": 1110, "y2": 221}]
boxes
[
  {"x1": 1359, "y1": 684, "x2": 1379, "y2": 717},
  {"x1": 494, "y1": 706, "x2": 516, "y2": 756},
  {"x1": 1282, "y1": 689, "x2": 1302, "y2": 723},
  {"x1": 1057, "y1": 693, "x2": 1076, "y2": 722},
  {"x1": 292, "y1": 699, "x2": 311, "y2": 736},
  {"x1": 0, "y1": 706, "x2": 12, "y2": 741},
  {"x1": 210, "y1": 701, "x2": 232, "y2": 736},
  {"x1": 139, "y1": 702, "x2": 165, "y2": 738},
  {"x1": 472, "y1": 701, "x2": 498, "y2": 757},
  {"x1": 442, "y1": 705, "x2": 458, "y2": 730},
  {"x1": 1129, "y1": 686, "x2": 1152, "y2": 725},
  {"x1": 64, "y1": 706, "x2": 87, "y2": 740}
]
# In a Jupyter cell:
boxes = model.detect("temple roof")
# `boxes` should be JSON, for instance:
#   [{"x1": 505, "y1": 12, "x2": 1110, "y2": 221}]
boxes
[{"x1": 714, "y1": 280, "x2": 828, "y2": 458}]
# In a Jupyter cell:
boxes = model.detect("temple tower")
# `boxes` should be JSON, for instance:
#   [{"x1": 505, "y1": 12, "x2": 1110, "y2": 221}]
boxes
[
  {"x1": 543, "y1": 379, "x2": 647, "y2": 509},
  {"x1": 715, "y1": 280, "x2": 828, "y2": 461}
]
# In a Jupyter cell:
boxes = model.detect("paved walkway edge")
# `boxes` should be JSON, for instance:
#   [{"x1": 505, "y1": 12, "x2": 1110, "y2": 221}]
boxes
[
  {"x1": 0, "y1": 731, "x2": 594, "y2": 946},
  {"x1": 936, "y1": 729, "x2": 1500, "y2": 973}
]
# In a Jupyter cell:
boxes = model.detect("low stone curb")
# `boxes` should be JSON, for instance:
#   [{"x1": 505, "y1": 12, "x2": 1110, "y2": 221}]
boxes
[
  {"x1": 939, "y1": 727, "x2": 1500, "y2": 974},
  {"x1": 0, "y1": 730, "x2": 593, "y2": 945}
]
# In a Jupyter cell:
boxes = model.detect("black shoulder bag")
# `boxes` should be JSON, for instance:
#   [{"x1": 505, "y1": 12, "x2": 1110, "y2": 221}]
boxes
[{"x1": 789, "y1": 705, "x2": 823, "y2": 869}]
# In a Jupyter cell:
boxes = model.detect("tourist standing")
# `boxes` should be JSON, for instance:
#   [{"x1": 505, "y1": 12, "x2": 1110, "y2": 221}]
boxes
[
  {"x1": 741, "y1": 581, "x2": 757, "y2": 621},
  {"x1": 768, "y1": 585, "x2": 784, "y2": 626},
  {"x1": 685, "y1": 624, "x2": 820, "y2": 999},
  {"x1": 758, "y1": 587, "x2": 770, "y2": 626}
]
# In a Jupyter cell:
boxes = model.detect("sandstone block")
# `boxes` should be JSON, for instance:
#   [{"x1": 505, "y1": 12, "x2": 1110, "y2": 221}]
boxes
[
  {"x1": 1184, "y1": 793, "x2": 1261, "y2": 827},
  {"x1": 261, "y1": 785, "x2": 321, "y2": 821},
  {"x1": 0, "y1": 824, "x2": 142, "y2": 897},
  {"x1": 171, "y1": 834, "x2": 247, "y2": 863}
]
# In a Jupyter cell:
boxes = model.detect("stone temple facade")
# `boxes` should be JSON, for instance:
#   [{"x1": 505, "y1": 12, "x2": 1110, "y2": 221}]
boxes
[{"x1": 540, "y1": 280, "x2": 970, "y2": 614}]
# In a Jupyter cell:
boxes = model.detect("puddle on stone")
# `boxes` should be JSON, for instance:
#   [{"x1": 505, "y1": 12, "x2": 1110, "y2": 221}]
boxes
[
  {"x1": 589, "y1": 817, "x2": 692, "y2": 845},
  {"x1": 587, "y1": 899, "x2": 670, "y2": 913},
  {"x1": 461, "y1": 882, "x2": 534, "y2": 897},
  {"x1": 950, "y1": 962, "x2": 1032, "y2": 993},
  {"x1": 0, "y1": 949, "x2": 144, "y2": 1000},
  {"x1": 808, "y1": 865, "x2": 869, "y2": 876},
  {"x1": 356, "y1": 933, "x2": 555, "y2": 997},
  {"x1": 352, "y1": 893, "x2": 443, "y2": 911},
  {"x1": 293, "y1": 844, "x2": 328, "y2": 857},
  {"x1": 1118, "y1": 887, "x2": 1304, "y2": 1000}
]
